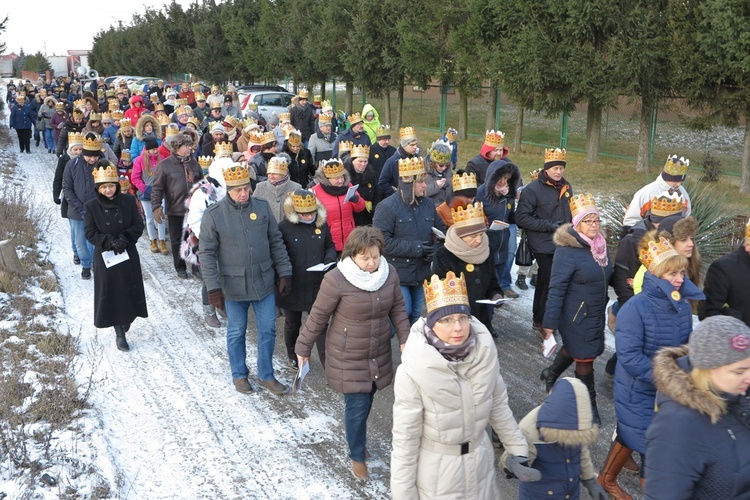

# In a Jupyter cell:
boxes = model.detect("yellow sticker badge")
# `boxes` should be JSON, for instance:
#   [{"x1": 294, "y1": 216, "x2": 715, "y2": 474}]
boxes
[
  {"x1": 315, "y1": 228, "x2": 321, "y2": 235},
  {"x1": 671, "y1": 290, "x2": 681, "y2": 301},
  {"x1": 466, "y1": 263, "x2": 475, "y2": 272},
  {"x1": 301, "y1": 159, "x2": 306, "y2": 164},
  {"x1": 250, "y1": 213, "x2": 257, "y2": 220},
  {"x1": 374, "y1": 154, "x2": 380, "y2": 159}
]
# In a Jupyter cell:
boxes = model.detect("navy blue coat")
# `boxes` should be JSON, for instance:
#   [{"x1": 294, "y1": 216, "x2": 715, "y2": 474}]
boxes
[
  {"x1": 62, "y1": 155, "x2": 103, "y2": 221},
  {"x1": 476, "y1": 160, "x2": 519, "y2": 253},
  {"x1": 377, "y1": 146, "x2": 419, "y2": 198},
  {"x1": 516, "y1": 176, "x2": 573, "y2": 256},
  {"x1": 10, "y1": 103, "x2": 35, "y2": 130},
  {"x1": 614, "y1": 272, "x2": 704, "y2": 454},
  {"x1": 331, "y1": 126, "x2": 371, "y2": 158},
  {"x1": 543, "y1": 225, "x2": 613, "y2": 359}
]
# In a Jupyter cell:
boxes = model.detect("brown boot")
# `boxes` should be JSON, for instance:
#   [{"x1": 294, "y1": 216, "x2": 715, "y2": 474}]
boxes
[
  {"x1": 351, "y1": 460, "x2": 368, "y2": 481},
  {"x1": 597, "y1": 441, "x2": 633, "y2": 500},
  {"x1": 158, "y1": 240, "x2": 169, "y2": 255},
  {"x1": 150, "y1": 239, "x2": 159, "y2": 253}
]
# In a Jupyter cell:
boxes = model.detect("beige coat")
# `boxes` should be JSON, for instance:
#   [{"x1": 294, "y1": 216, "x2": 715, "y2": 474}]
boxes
[{"x1": 391, "y1": 317, "x2": 529, "y2": 499}]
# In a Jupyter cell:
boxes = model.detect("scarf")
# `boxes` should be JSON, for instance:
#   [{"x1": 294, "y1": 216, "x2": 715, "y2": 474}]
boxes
[
  {"x1": 270, "y1": 174, "x2": 290, "y2": 187},
  {"x1": 171, "y1": 152, "x2": 195, "y2": 184},
  {"x1": 321, "y1": 183, "x2": 348, "y2": 196},
  {"x1": 337, "y1": 256, "x2": 389, "y2": 291},
  {"x1": 444, "y1": 226, "x2": 490, "y2": 264},
  {"x1": 424, "y1": 324, "x2": 477, "y2": 362},
  {"x1": 578, "y1": 231, "x2": 609, "y2": 267},
  {"x1": 539, "y1": 169, "x2": 568, "y2": 191},
  {"x1": 299, "y1": 213, "x2": 316, "y2": 225}
]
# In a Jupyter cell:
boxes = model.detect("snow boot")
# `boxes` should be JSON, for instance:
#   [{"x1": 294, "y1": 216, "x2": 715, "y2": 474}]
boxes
[
  {"x1": 150, "y1": 239, "x2": 159, "y2": 253},
  {"x1": 576, "y1": 371, "x2": 601, "y2": 425},
  {"x1": 158, "y1": 240, "x2": 169, "y2": 255},
  {"x1": 515, "y1": 274, "x2": 528, "y2": 290},
  {"x1": 529, "y1": 273, "x2": 538, "y2": 287},
  {"x1": 204, "y1": 305, "x2": 220, "y2": 328},
  {"x1": 540, "y1": 350, "x2": 573, "y2": 392},
  {"x1": 597, "y1": 441, "x2": 633, "y2": 500},
  {"x1": 114, "y1": 325, "x2": 130, "y2": 352}
]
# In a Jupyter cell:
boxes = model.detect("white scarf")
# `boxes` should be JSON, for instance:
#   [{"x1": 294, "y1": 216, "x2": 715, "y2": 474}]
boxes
[{"x1": 337, "y1": 256, "x2": 389, "y2": 291}]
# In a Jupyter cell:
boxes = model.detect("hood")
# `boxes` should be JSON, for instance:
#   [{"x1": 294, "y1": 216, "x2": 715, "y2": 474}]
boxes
[
  {"x1": 135, "y1": 114, "x2": 160, "y2": 141},
  {"x1": 44, "y1": 97, "x2": 58, "y2": 107},
  {"x1": 553, "y1": 223, "x2": 596, "y2": 249},
  {"x1": 642, "y1": 271, "x2": 705, "y2": 302},
  {"x1": 483, "y1": 160, "x2": 519, "y2": 200},
  {"x1": 130, "y1": 95, "x2": 144, "y2": 105},
  {"x1": 207, "y1": 158, "x2": 230, "y2": 188},
  {"x1": 362, "y1": 103, "x2": 379, "y2": 122},
  {"x1": 282, "y1": 194, "x2": 327, "y2": 227},
  {"x1": 653, "y1": 346, "x2": 727, "y2": 423},
  {"x1": 537, "y1": 377, "x2": 599, "y2": 446}
]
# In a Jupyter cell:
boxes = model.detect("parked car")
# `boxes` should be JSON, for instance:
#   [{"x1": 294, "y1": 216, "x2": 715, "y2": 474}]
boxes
[
  {"x1": 110, "y1": 76, "x2": 141, "y2": 88},
  {"x1": 128, "y1": 77, "x2": 162, "y2": 94},
  {"x1": 237, "y1": 86, "x2": 294, "y2": 122}
]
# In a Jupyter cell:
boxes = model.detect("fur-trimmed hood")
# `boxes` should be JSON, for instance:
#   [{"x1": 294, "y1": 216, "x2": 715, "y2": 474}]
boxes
[
  {"x1": 135, "y1": 114, "x2": 160, "y2": 141},
  {"x1": 282, "y1": 194, "x2": 327, "y2": 227},
  {"x1": 552, "y1": 223, "x2": 605, "y2": 249},
  {"x1": 653, "y1": 346, "x2": 727, "y2": 424},
  {"x1": 537, "y1": 377, "x2": 600, "y2": 446}
]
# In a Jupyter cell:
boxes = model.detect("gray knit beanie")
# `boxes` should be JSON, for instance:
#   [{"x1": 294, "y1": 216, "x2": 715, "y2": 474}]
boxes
[{"x1": 689, "y1": 316, "x2": 750, "y2": 369}]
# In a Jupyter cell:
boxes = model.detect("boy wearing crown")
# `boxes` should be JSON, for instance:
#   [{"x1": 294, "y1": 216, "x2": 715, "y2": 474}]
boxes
[
  {"x1": 368, "y1": 125, "x2": 396, "y2": 182},
  {"x1": 378, "y1": 126, "x2": 420, "y2": 198},
  {"x1": 622, "y1": 155, "x2": 692, "y2": 229}
]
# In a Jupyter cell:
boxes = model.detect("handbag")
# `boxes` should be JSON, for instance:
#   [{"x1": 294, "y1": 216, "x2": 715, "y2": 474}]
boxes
[{"x1": 515, "y1": 229, "x2": 533, "y2": 267}]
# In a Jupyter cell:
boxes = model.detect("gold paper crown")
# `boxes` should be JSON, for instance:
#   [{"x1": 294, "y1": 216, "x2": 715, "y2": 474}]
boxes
[
  {"x1": 292, "y1": 191, "x2": 317, "y2": 213},
  {"x1": 321, "y1": 99, "x2": 332, "y2": 110},
  {"x1": 223, "y1": 115, "x2": 240, "y2": 129},
  {"x1": 400, "y1": 126, "x2": 417, "y2": 142},
  {"x1": 663, "y1": 155, "x2": 689, "y2": 177},
  {"x1": 248, "y1": 130, "x2": 264, "y2": 146},
  {"x1": 223, "y1": 163, "x2": 251, "y2": 187},
  {"x1": 451, "y1": 201, "x2": 485, "y2": 230},
  {"x1": 375, "y1": 125, "x2": 391, "y2": 138},
  {"x1": 156, "y1": 114, "x2": 171, "y2": 126},
  {"x1": 287, "y1": 130, "x2": 302, "y2": 147},
  {"x1": 322, "y1": 159, "x2": 345, "y2": 178},
  {"x1": 68, "y1": 132, "x2": 85, "y2": 146},
  {"x1": 92, "y1": 164, "x2": 118, "y2": 184},
  {"x1": 530, "y1": 168, "x2": 541, "y2": 181},
  {"x1": 119, "y1": 175, "x2": 131, "y2": 190},
  {"x1": 148, "y1": 93, "x2": 159, "y2": 101},
  {"x1": 279, "y1": 112, "x2": 291, "y2": 123},
  {"x1": 298, "y1": 89, "x2": 309, "y2": 99},
  {"x1": 261, "y1": 131, "x2": 276, "y2": 145},
  {"x1": 198, "y1": 156, "x2": 213, "y2": 168},
  {"x1": 267, "y1": 156, "x2": 289, "y2": 175},
  {"x1": 484, "y1": 130, "x2": 505, "y2": 148},
  {"x1": 120, "y1": 149, "x2": 131, "y2": 161},
  {"x1": 214, "y1": 142, "x2": 234, "y2": 156},
  {"x1": 97, "y1": 89, "x2": 104, "y2": 97},
  {"x1": 154, "y1": 103, "x2": 165, "y2": 112},
  {"x1": 105, "y1": 89, "x2": 115, "y2": 97},
  {"x1": 73, "y1": 99, "x2": 85, "y2": 109},
  {"x1": 318, "y1": 113, "x2": 332, "y2": 126},
  {"x1": 72, "y1": 107, "x2": 84, "y2": 116},
  {"x1": 247, "y1": 102, "x2": 258, "y2": 111},
  {"x1": 338, "y1": 141, "x2": 354, "y2": 153},
  {"x1": 452, "y1": 172, "x2": 477, "y2": 191},
  {"x1": 569, "y1": 193, "x2": 598, "y2": 219},
  {"x1": 175, "y1": 98, "x2": 189, "y2": 107},
  {"x1": 544, "y1": 148, "x2": 566, "y2": 163},
  {"x1": 428, "y1": 140, "x2": 452, "y2": 164},
  {"x1": 101, "y1": 112, "x2": 112, "y2": 122},
  {"x1": 89, "y1": 112, "x2": 102, "y2": 121},
  {"x1": 423, "y1": 271, "x2": 470, "y2": 313},
  {"x1": 639, "y1": 236, "x2": 679, "y2": 273},
  {"x1": 398, "y1": 157, "x2": 425, "y2": 178},
  {"x1": 83, "y1": 134, "x2": 102, "y2": 151},
  {"x1": 445, "y1": 127, "x2": 458, "y2": 142},
  {"x1": 313, "y1": 95, "x2": 322, "y2": 103},
  {"x1": 650, "y1": 191, "x2": 683, "y2": 217},
  {"x1": 55, "y1": 102, "x2": 64, "y2": 110},
  {"x1": 194, "y1": 92, "x2": 206, "y2": 101},
  {"x1": 351, "y1": 144, "x2": 370, "y2": 159},
  {"x1": 119, "y1": 118, "x2": 132, "y2": 129},
  {"x1": 176, "y1": 105, "x2": 193, "y2": 116},
  {"x1": 745, "y1": 219, "x2": 750, "y2": 246},
  {"x1": 187, "y1": 117, "x2": 201, "y2": 128},
  {"x1": 241, "y1": 118, "x2": 256, "y2": 129},
  {"x1": 349, "y1": 113, "x2": 363, "y2": 126},
  {"x1": 164, "y1": 124, "x2": 179, "y2": 138}
]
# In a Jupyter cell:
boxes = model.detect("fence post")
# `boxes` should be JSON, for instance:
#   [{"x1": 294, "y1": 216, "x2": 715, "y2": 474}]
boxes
[
  {"x1": 439, "y1": 84, "x2": 447, "y2": 132},
  {"x1": 494, "y1": 87, "x2": 501, "y2": 130},
  {"x1": 331, "y1": 78, "x2": 337, "y2": 109},
  {"x1": 560, "y1": 109, "x2": 569, "y2": 149},
  {"x1": 648, "y1": 102, "x2": 658, "y2": 163},
  {"x1": 361, "y1": 89, "x2": 366, "y2": 108}
]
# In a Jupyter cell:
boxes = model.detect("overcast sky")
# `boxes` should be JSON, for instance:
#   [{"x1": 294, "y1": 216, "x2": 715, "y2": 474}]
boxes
[{"x1": 3, "y1": 0, "x2": 197, "y2": 57}]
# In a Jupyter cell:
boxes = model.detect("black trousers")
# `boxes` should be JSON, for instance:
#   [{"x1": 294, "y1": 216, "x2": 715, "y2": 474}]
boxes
[
  {"x1": 167, "y1": 214, "x2": 186, "y2": 272},
  {"x1": 532, "y1": 253, "x2": 554, "y2": 325},
  {"x1": 16, "y1": 129, "x2": 32, "y2": 152},
  {"x1": 283, "y1": 309, "x2": 326, "y2": 368}
]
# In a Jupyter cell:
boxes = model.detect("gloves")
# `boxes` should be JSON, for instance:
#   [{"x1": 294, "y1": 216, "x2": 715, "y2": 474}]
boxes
[
  {"x1": 504, "y1": 455, "x2": 542, "y2": 482},
  {"x1": 153, "y1": 206, "x2": 165, "y2": 224},
  {"x1": 110, "y1": 238, "x2": 128, "y2": 254},
  {"x1": 349, "y1": 194, "x2": 360, "y2": 203},
  {"x1": 208, "y1": 289, "x2": 225, "y2": 311},
  {"x1": 278, "y1": 276, "x2": 292, "y2": 297},
  {"x1": 550, "y1": 220, "x2": 563, "y2": 230},
  {"x1": 422, "y1": 243, "x2": 435, "y2": 261},
  {"x1": 582, "y1": 478, "x2": 608, "y2": 500}
]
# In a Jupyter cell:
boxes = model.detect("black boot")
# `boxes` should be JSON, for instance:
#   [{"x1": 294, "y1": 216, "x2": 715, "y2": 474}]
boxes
[
  {"x1": 576, "y1": 371, "x2": 601, "y2": 425},
  {"x1": 114, "y1": 325, "x2": 130, "y2": 352},
  {"x1": 540, "y1": 350, "x2": 573, "y2": 392},
  {"x1": 529, "y1": 273, "x2": 538, "y2": 287},
  {"x1": 515, "y1": 274, "x2": 528, "y2": 290}
]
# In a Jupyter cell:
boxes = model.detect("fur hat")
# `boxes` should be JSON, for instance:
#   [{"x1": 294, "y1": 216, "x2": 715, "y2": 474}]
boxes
[{"x1": 689, "y1": 316, "x2": 750, "y2": 370}]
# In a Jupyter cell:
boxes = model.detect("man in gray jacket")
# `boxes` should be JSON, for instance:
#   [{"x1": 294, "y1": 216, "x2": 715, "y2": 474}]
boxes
[{"x1": 200, "y1": 163, "x2": 293, "y2": 395}]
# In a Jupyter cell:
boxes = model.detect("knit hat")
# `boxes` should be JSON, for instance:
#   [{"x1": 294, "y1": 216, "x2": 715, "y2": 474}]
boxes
[
  {"x1": 399, "y1": 126, "x2": 417, "y2": 148},
  {"x1": 144, "y1": 137, "x2": 159, "y2": 151},
  {"x1": 268, "y1": 113, "x2": 280, "y2": 126},
  {"x1": 689, "y1": 316, "x2": 750, "y2": 370},
  {"x1": 662, "y1": 155, "x2": 689, "y2": 183},
  {"x1": 423, "y1": 271, "x2": 471, "y2": 329},
  {"x1": 211, "y1": 122, "x2": 225, "y2": 135}
]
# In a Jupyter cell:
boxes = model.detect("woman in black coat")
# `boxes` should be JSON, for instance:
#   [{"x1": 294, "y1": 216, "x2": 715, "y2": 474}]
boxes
[
  {"x1": 53, "y1": 135, "x2": 85, "y2": 265},
  {"x1": 344, "y1": 144, "x2": 380, "y2": 227},
  {"x1": 541, "y1": 194, "x2": 613, "y2": 424},
  {"x1": 277, "y1": 190, "x2": 337, "y2": 369},
  {"x1": 84, "y1": 160, "x2": 148, "y2": 352},
  {"x1": 431, "y1": 200, "x2": 503, "y2": 336}
]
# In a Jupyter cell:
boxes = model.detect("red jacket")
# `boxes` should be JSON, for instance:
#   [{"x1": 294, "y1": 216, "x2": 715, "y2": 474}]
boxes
[
  {"x1": 123, "y1": 96, "x2": 146, "y2": 124},
  {"x1": 311, "y1": 183, "x2": 366, "y2": 251}
]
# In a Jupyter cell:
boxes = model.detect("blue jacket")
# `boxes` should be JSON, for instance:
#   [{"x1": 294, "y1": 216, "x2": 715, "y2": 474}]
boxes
[
  {"x1": 10, "y1": 103, "x2": 35, "y2": 130},
  {"x1": 378, "y1": 146, "x2": 419, "y2": 198},
  {"x1": 476, "y1": 160, "x2": 519, "y2": 252},
  {"x1": 441, "y1": 133, "x2": 459, "y2": 166},
  {"x1": 331, "y1": 126, "x2": 371, "y2": 158},
  {"x1": 62, "y1": 155, "x2": 102, "y2": 221},
  {"x1": 102, "y1": 125, "x2": 119, "y2": 146},
  {"x1": 614, "y1": 272, "x2": 704, "y2": 454}
]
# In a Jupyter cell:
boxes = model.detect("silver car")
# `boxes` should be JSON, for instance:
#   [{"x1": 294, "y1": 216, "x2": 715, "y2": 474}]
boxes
[{"x1": 237, "y1": 86, "x2": 294, "y2": 122}]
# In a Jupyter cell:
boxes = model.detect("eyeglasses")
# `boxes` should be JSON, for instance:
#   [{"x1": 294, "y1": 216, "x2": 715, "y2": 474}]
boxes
[
  {"x1": 436, "y1": 315, "x2": 471, "y2": 327},
  {"x1": 581, "y1": 219, "x2": 601, "y2": 226}
]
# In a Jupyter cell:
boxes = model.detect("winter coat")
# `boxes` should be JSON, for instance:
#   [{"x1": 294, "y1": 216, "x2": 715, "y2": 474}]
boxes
[
  {"x1": 369, "y1": 142, "x2": 396, "y2": 183},
  {"x1": 345, "y1": 160, "x2": 380, "y2": 227},
  {"x1": 391, "y1": 317, "x2": 529, "y2": 499},
  {"x1": 277, "y1": 198, "x2": 336, "y2": 312},
  {"x1": 150, "y1": 154, "x2": 203, "y2": 217},
  {"x1": 38, "y1": 99, "x2": 57, "y2": 130},
  {"x1": 131, "y1": 150, "x2": 161, "y2": 201},
  {"x1": 543, "y1": 225, "x2": 613, "y2": 359},
  {"x1": 331, "y1": 126, "x2": 371, "y2": 158},
  {"x1": 10, "y1": 103, "x2": 35, "y2": 130},
  {"x1": 84, "y1": 191, "x2": 148, "y2": 328},
  {"x1": 296, "y1": 264, "x2": 410, "y2": 393},
  {"x1": 102, "y1": 124, "x2": 119, "y2": 146},
  {"x1": 308, "y1": 128, "x2": 336, "y2": 164},
  {"x1": 465, "y1": 153, "x2": 491, "y2": 186},
  {"x1": 52, "y1": 153, "x2": 72, "y2": 218},
  {"x1": 50, "y1": 111, "x2": 68, "y2": 142},
  {"x1": 378, "y1": 146, "x2": 420, "y2": 198},
  {"x1": 129, "y1": 114, "x2": 160, "y2": 159},
  {"x1": 700, "y1": 246, "x2": 750, "y2": 327},
  {"x1": 200, "y1": 195, "x2": 292, "y2": 301},
  {"x1": 252, "y1": 178, "x2": 302, "y2": 222},
  {"x1": 476, "y1": 161, "x2": 519, "y2": 253},
  {"x1": 425, "y1": 165, "x2": 453, "y2": 207},
  {"x1": 431, "y1": 241, "x2": 502, "y2": 332},
  {"x1": 512, "y1": 377, "x2": 599, "y2": 500},
  {"x1": 56, "y1": 116, "x2": 86, "y2": 156},
  {"x1": 290, "y1": 102, "x2": 316, "y2": 142},
  {"x1": 184, "y1": 160, "x2": 228, "y2": 240},
  {"x1": 373, "y1": 188, "x2": 443, "y2": 286},
  {"x1": 123, "y1": 96, "x2": 145, "y2": 124},
  {"x1": 113, "y1": 130, "x2": 134, "y2": 159},
  {"x1": 515, "y1": 176, "x2": 573, "y2": 256},
  {"x1": 361, "y1": 103, "x2": 381, "y2": 144},
  {"x1": 63, "y1": 155, "x2": 101, "y2": 221},
  {"x1": 614, "y1": 272, "x2": 704, "y2": 454},
  {"x1": 622, "y1": 174, "x2": 692, "y2": 228},
  {"x1": 282, "y1": 142, "x2": 315, "y2": 187},
  {"x1": 646, "y1": 347, "x2": 750, "y2": 500},
  {"x1": 310, "y1": 170, "x2": 366, "y2": 252},
  {"x1": 611, "y1": 218, "x2": 655, "y2": 306}
]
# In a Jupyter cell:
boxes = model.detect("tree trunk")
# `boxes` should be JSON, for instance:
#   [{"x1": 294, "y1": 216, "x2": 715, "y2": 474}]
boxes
[
  {"x1": 485, "y1": 80, "x2": 498, "y2": 131},
  {"x1": 513, "y1": 106, "x2": 524, "y2": 154},
  {"x1": 320, "y1": 80, "x2": 326, "y2": 101},
  {"x1": 741, "y1": 108, "x2": 750, "y2": 193},
  {"x1": 395, "y1": 76, "x2": 405, "y2": 131},
  {"x1": 636, "y1": 98, "x2": 651, "y2": 173},
  {"x1": 586, "y1": 102, "x2": 602, "y2": 163},
  {"x1": 383, "y1": 90, "x2": 392, "y2": 127},
  {"x1": 345, "y1": 80, "x2": 354, "y2": 115},
  {"x1": 458, "y1": 91, "x2": 469, "y2": 140}
]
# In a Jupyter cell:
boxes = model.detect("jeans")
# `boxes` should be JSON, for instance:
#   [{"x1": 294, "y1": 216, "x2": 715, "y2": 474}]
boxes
[
  {"x1": 224, "y1": 292, "x2": 277, "y2": 381},
  {"x1": 344, "y1": 383, "x2": 377, "y2": 462},
  {"x1": 501, "y1": 224, "x2": 517, "y2": 289},
  {"x1": 70, "y1": 218, "x2": 94, "y2": 269},
  {"x1": 140, "y1": 200, "x2": 166, "y2": 241},
  {"x1": 44, "y1": 128, "x2": 55, "y2": 152},
  {"x1": 400, "y1": 285, "x2": 425, "y2": 325},
  {"x1": 68, "y1": 219, "x2": 80, "y2": 259},
  {"x1": 167, "y1": 214, "x2": 186, "y2": 272}
]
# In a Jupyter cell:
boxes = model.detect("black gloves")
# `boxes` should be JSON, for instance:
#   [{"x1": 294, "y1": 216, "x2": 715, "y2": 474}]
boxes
[
  {"x1": 349, "y1": 194, "x2": 360, "y2": 203},
  {"x1": 504, "y1": 455, "x2": 542, "y2": 482},
  {"x1": 110, "y1": 238, "x2": 128, "y2": 254},
  {"x1": 422, "y1": 243, "x2": 435, "y2": 262},
  {"x1": 550, "y1": 220, "x2": 563, "y2": 230}
]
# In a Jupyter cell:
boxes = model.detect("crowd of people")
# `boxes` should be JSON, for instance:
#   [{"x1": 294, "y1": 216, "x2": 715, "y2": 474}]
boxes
[{"x1": 7, "y1": 74, "x2": 750, "y2": 497}]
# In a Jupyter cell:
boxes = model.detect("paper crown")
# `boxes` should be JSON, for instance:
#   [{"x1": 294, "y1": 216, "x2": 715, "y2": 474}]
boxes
[
  {"x1": 73, "y1": 99, "x2": 85, "y2": 109},
  {"x1": 154, "y1": 103, "x2": 165, "y2": 112},
  {"x1": 247, "y1": 102, "x2": 258, "y2": 111},
  {"x1": 210, "y1": 101, "x2": 222, "y2": 109},
  {"x1": 322, "y1": 159, "x2": 346, "y2": 178},
  {"x1": 640, "y1": 236, "x2": 679, "y2": 273},
  {"x1": 445, "y1": 127, "x2": 458, "y2": 142},
  {"x1": 569, "y1": 193, "x2": 598, "y2": 219},
  {"x1": 298, "y1": 89, "x2": 309, "y2": 99},
  {"x1": 108, "y1": 109, "x2": 122, "y2": 120},
  {"x1": 451, "y1": 201, "x2": 486, "y2": 232},
  {"x1": 261, "y1": 131, "x2": 277, "y2": 145},
  {"x1": 530, "y1": 168, "x2": 541, "y2": 181},
  {"x1": 164, "y1": 124, "x2": 180, "y2": 138},
  {"x1": 105, "y1": 89, "x2": 115, "y2": 97},
  {"x1": 120, "y1": 149, "x2": 131, "y2": 161},
  {"x1": 198, "y1": 156, "x2": 213, "y2": 168},
  {"x1": 663, "y1": 154, "x2": 689, "y2": 179},
  {"x1": 338, "y1": 141, "x2": 354, "y2": 153},
  {"x1": 149, "y1": 93, "x2": 159, "y2": 101},
  {"x1": 72, "y1": 107, "x2": 84, "y2": 117},
  {"x1": 187, "y1": 117, "x2": 201, "y2": 128},
  {"x1": 650, "y1": 191, "x2": 683, "y2": 218},
  {"x1": 287, "y1": 130, "x2": 302, "y2": 147},
  {"x1": 223, "y1": 163, "x2": 251, "y2": 187},
  {"x1": 292, "y1": 190, "x2": 317, "y2": 213},
  {"x1": 544, "y1": 148, "x2": 566, "y2": 163},
  {"x1": 82, "y1": 134, "x2": 102, "y2": 152},
  {"x1": 351, "y1": 144, "x2": 370, "y2": 159},
  {"x1": 428, "y1": 140, "x2": 453, "y2": 165},
  {"x1": 214, "y1": 141, "x2": 234, "y2": 156},
  {"x1": 68, "y1": 132, "x2": 85, "y2": 146},
  {"x1": 92, "y1": 164, "x2": 118, "y2": 184},
  {"x1": 88, "y1": 112, "x2": 102, "y2": 122},
  {"x1": 55, "y1": 102, "x2": 65, "y2": 110},
  {"x1": 156, "y1": 114, "x2": 171, "y2": 126},
  {"x1": 423, "y1": 271, "x2": 470, "y2": 313},
  {"x1": 278, "y1": 112, "x2": 291, "y2": 123},
  {"x1": 119, "y1": 175, "x2": 131, "y2": 190},
  {"x1": 321, "y1": 100, "x2": 332, "y2": 110},
  {"x1": 746, "y1": 219, "x2": 750, "y2": 246},
  {"x1": 376, "y1": 125, "x2": 391, "y2": 138},
  {"x1": 241, "y1": 118, "x2": 256, "y2": 130},
  {"x1": 101, "y1": 112, "x2": 112, "y2": 123},
  {"x1": 223, "y1": 116, "x2": 240, "y2": 129},
  {"x1": 175, "y1": 98, "x2": 189, "y2": 107},
  {"x1": 194, "y1": 92, "x2": 206, "y2": 101},
  {"x1": 248, "y1": 130, "x2": 264, "y2": 146},
  {"x1": 119, "y1": 118, "x2": 132, "y2": 130},
  {"x1": 400, "y1": 126, "x2": 417, "y2": 142},
  {"x1": 176, "y1": 105, "x2": 193, "y2": 117},
  {"x1": 318, "y1": 113, "x2": 332, "y2": 126},
  {"x1": 398, "y1": 157, "x2": 425, "y2": 178},
  {"x1": 267, "y1": 156, "x2": 289, "y2": 175},
  {"x1": 484, "y1": 130, "x2": 505, "y2": 148},
  {"x1": 452, "y1": 172, "x2": 477, "y2": 192},
  {"x1": 349, "y1": 113, "x2": 363, "y2": 126}
]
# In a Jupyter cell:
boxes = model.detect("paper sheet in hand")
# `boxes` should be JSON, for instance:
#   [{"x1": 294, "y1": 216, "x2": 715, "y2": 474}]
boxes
[
  {"x1": 543, "y1": 335, "x2": 558, "y2": 358},
  {"x1": 431, "y1": 227, "x2": 446, "y2": 240},
  {"x1": 488, "y1": 220, "x2": 510, "y2": 231},
  {"x1": 293, "y1": 360, "x2": 311, "y2": 393},
  {"x1": 306, "y1": 262, "x2": 336, "y2": 272},
  {"x1": 476, "y1": 298, "x2": 513, "y2": 305},
  {"x1": 102, "y1": 250, "x2": 129, "y2": 268},
  {"x1": 343, "y1": 184, "x2": 360, "y2": 203}
]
